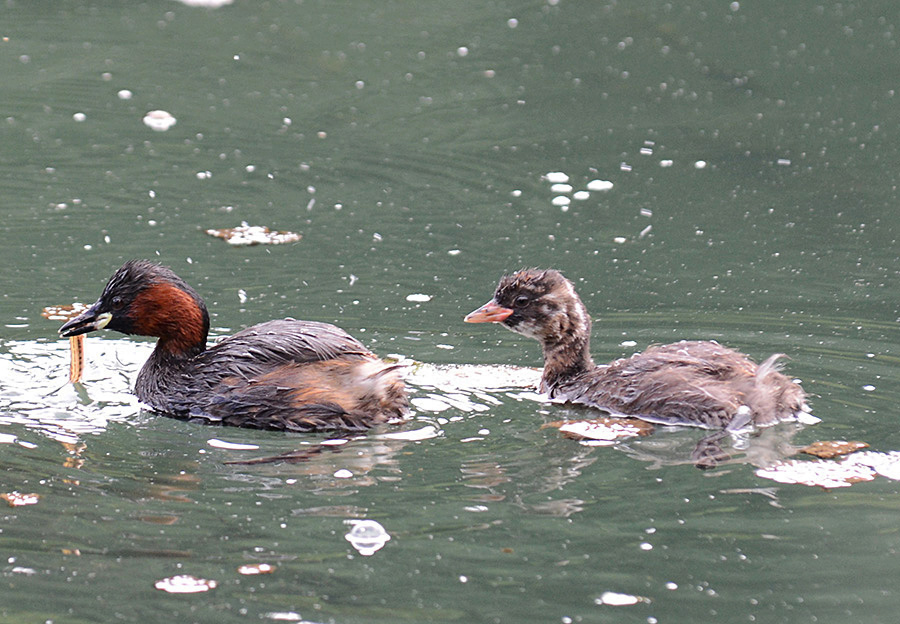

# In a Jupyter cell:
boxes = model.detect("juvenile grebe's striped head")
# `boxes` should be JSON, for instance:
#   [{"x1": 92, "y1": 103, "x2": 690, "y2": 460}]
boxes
[{"x1": 465, "y1": 269, "x2": 592, "y2": 347}]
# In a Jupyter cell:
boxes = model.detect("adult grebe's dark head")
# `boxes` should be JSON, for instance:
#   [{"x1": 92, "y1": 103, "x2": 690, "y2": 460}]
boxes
[{"x1": 60, "y1": 259, "x2": 210, "y2": 357}]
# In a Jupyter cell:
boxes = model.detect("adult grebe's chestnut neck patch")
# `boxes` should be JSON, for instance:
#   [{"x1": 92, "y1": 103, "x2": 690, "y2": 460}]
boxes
[{"x1": 131, "y1": 282, "x2": 209, "y2": 356}]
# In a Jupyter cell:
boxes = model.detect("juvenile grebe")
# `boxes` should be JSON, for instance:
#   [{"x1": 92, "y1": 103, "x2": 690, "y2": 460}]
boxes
[
  {"x1": 465, "y1": 269, "x2": 809, "y2": 432},
  {"x1": 59, "y1": 260, "x2": 408, "y2": 432}
]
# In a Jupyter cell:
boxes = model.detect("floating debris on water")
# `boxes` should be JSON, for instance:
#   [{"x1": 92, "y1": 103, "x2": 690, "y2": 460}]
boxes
[
  {"x1": 1, "y1": 492, "x2": 40, "y2": 507},
  {"x1": 41, "y1": 303, "x2": 88, "y2": 321},
  {"x1": 154, "y1": 574, "x2": 218, "y2": 593},
  {"x1": 801, "y1": 440, "x2": 868, "y2": 459},
  {"x1": 344, "y1": 519, "x2": 391, "y2": 556},
  {"x1": 142, "y1": 110, "x2": 177, "y2": 132},
  {"x1": 237, "y1": 563, "x2": 276, "y2": 575},
  {"x1": 543, "y1": 417, "x2": 654, "y2": 444},
  {"x1": 756, "y1": 446, "x2": 900, "y2": 488},
  {"x1": 844, "y1": 451, "x2": 900, "y2": 480},
  {"x1": 205, "y1": 222, "x2": 301, "y2": 246},
  {"x1": 755, "y1": 458, "x2": 876, "y2": 488},
  {"x1": 405, "y1": 293, "x2": 432, "y2": 303}
]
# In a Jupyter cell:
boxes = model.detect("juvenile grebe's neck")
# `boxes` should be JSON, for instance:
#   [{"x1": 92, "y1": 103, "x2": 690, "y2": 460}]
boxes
[{"x1": 538, "y1": 299, "x2": 594, "y2": 390}]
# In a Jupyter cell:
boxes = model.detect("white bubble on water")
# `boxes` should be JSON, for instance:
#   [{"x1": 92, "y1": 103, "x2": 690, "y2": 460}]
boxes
[
  {"x1": 143, "y1": 110, "x2": 177, "y2": 132},
  {"x1": 587, "y1": 179, "x2": 614, "y2": 191},
  {"x1": 344, "y1": 519, "x2": 391, "y2": 556},
  {"x1": 594, "y1": 591, "x2": 646, "y2": 606},
  {"x1": 173, "y1": 0, "x2": 234, "y2": 6},
  {"x1": 544, "y1": 171, "x2": 569, "y2": 183}
]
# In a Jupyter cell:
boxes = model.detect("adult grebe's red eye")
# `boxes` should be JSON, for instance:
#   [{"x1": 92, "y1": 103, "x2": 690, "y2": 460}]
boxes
[{"x1": 111, "y1": 295, "x2": 125, "y2": 310}]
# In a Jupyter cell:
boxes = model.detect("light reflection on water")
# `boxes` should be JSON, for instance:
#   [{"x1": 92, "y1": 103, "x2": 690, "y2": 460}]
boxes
[{"x1": 0, "y1": 338, "x2": 145, "y2": 442}]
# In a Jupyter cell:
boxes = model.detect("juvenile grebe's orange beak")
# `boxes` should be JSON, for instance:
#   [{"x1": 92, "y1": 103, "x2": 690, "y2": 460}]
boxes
[{"x1": 464, "y1": 299, "x2": 513, "y2": 323}]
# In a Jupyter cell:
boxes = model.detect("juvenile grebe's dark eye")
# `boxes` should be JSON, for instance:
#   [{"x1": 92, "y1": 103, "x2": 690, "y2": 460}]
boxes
[{"x1": 514, "y1": 295, "x2": 529, "y2": 308}]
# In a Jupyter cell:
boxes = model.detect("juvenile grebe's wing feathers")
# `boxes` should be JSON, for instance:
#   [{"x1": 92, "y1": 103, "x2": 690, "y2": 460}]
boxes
[
  {"x1": 549, "y1": 341, "x2": 802, "y2": 429},
  {"x1": 554, "y1": 364, "x2": 741, "y2": 429}
]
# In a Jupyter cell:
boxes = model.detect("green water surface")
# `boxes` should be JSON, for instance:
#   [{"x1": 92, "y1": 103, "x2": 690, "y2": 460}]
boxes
[{"x1": 2, "y1": 1, "x2": 900, "y2": 622}]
